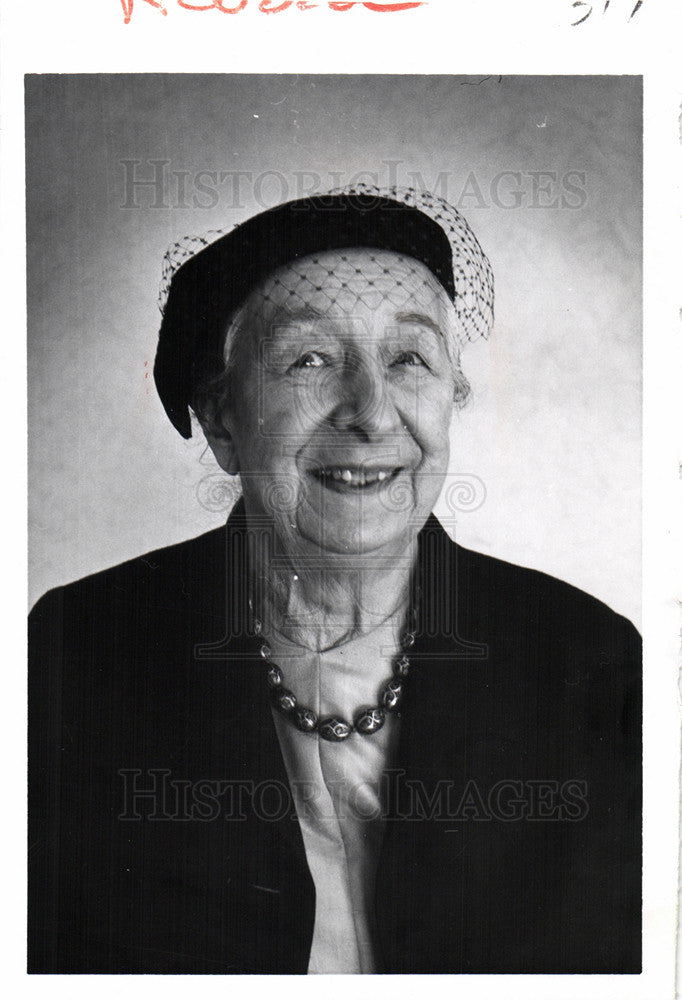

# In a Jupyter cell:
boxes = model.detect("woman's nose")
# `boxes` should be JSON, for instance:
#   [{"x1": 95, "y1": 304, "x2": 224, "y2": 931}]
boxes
[{"x1": 328, "y1": 353, "x2": 398, "y2": 438}]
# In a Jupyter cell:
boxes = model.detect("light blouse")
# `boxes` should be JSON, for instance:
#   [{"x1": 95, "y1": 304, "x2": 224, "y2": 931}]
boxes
[{"x1": 267, "y1": 610, "x2": 405, "y2": 973}]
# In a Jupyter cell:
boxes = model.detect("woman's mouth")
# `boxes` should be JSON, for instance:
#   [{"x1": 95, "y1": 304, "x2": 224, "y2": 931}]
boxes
[{"x1": 310, "y1": 466, "x2": 401, "y2": 492}]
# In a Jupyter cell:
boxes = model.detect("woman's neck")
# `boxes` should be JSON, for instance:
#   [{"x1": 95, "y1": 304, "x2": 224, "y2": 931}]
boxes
[{"x1": 246, "y1": 525, "x2": 416, "y2": 652}]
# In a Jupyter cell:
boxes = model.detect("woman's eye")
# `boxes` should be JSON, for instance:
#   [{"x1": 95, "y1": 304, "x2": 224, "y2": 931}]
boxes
[
  {"x1": 290, "y1": 351, "x2": 326, "y2": 370},
  {"x1": 392, "y1": 350, "x2": 427, "y2": 368}
]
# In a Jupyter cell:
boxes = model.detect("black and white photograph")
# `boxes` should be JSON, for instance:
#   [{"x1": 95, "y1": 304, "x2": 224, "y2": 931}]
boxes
[{"x1": 24, "y1": 74, "x2": 647, "y2": 977}]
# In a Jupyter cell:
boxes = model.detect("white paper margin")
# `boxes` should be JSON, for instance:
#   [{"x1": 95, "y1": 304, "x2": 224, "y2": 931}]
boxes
[{"x1": 2, "y1": 1, "x2": 679, "y2": 998}]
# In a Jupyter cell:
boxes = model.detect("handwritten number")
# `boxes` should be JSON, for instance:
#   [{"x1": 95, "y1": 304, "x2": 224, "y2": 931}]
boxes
[
  {"x1": 571, "y1": 1, "x2": 592, "y2": 25},
  {"x1": 571, "y1": 0, "x2": 644, "y2": 25}
]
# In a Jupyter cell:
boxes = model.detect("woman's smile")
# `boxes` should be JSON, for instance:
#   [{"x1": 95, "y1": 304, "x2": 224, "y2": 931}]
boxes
[{"x1": 309, "y1": 464, "x2": 402, "y2": 493}]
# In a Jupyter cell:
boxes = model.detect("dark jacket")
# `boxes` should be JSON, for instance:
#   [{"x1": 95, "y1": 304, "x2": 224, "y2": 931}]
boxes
[{"x1": 28, "y1": 503, "x2": 641, "y2": 974}]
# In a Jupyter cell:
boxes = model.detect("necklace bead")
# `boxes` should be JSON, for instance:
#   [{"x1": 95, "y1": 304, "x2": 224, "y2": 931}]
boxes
[
  {"x1": 355, "y1": 707, "x2": 386, "y2": 735},
  {"x1": 294, "y1": 707, "x2": 319, "y2": 733},
  {"x1": 266, "y1": 664, "x2": 283, "y2": 688},
  {"x1": 272, "y1": 688, "x2": 297, "y2": 714},
  {"x1": 318, "y1": 717, "x2": 353, "y2": 743},
  {"x1": 381, "y1": 678, "x2": 403, "y2": 712},
  {"x1": 394, "y1": 655, "x2": 410, "y2": 678}
]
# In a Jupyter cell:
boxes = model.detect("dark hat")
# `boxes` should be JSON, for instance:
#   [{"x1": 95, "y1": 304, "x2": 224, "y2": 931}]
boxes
[{"x1": 154, "y1": 188, "x2": 492, "y2": 438}]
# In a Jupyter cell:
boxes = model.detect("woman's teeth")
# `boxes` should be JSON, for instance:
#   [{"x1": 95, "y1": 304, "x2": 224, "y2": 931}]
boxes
[{"x1": 319, "y1": 468, "x2": 394, "y2": 487}]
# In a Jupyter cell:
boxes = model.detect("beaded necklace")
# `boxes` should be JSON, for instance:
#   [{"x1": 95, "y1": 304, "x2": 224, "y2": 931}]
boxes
[{"x1": 248, "y1": 597, "x2": 418, "y2": 743}]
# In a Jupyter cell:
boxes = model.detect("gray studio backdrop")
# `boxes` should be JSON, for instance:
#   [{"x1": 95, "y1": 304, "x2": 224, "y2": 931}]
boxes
[{"x1": 26, "y1": 75, "x2": 641, "y2": 626}]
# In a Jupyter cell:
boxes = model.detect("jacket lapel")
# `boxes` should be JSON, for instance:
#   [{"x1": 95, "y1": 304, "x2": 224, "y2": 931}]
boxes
[
  {"x1": 192, "y1": 500, "x2": 315, "y2": 971},
  {"x1": 376, "y1": 516, "x2": 486, "y2": 971}
]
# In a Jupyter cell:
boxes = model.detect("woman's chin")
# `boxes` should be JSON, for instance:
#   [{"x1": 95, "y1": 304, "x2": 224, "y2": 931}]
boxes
[{"x1": 295, "y1": 508, "x2": 417, "y2": 558}]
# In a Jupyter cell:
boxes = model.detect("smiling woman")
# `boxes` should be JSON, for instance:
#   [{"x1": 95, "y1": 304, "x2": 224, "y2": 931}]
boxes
[{"x1": 28, "y1": 186, "x2": 641, "y2": 974}]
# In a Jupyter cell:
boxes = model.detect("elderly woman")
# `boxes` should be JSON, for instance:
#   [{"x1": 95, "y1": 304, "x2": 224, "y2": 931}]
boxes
[{"x1": 28, "y1": 186, "x2": 641, "y2": 974}]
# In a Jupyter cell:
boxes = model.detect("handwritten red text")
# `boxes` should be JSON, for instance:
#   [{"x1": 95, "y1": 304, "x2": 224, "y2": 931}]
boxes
[{"x1": 120, "y1": 0, "x2": 426, "y2": 23}]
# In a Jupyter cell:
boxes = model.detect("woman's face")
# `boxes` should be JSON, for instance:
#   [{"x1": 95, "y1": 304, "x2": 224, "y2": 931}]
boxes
[{"x1": 209, "y1": 249, "x2": 458, "y2": 559}]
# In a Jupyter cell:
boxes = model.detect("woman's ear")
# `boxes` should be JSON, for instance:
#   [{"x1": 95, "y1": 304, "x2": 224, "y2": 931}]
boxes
[
  {"x1": 203, "y1": 427, "x2": 241, "y2": 476},
  {"x1": 196, "y1": 400, "x2": 241, "y2": 476}
]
